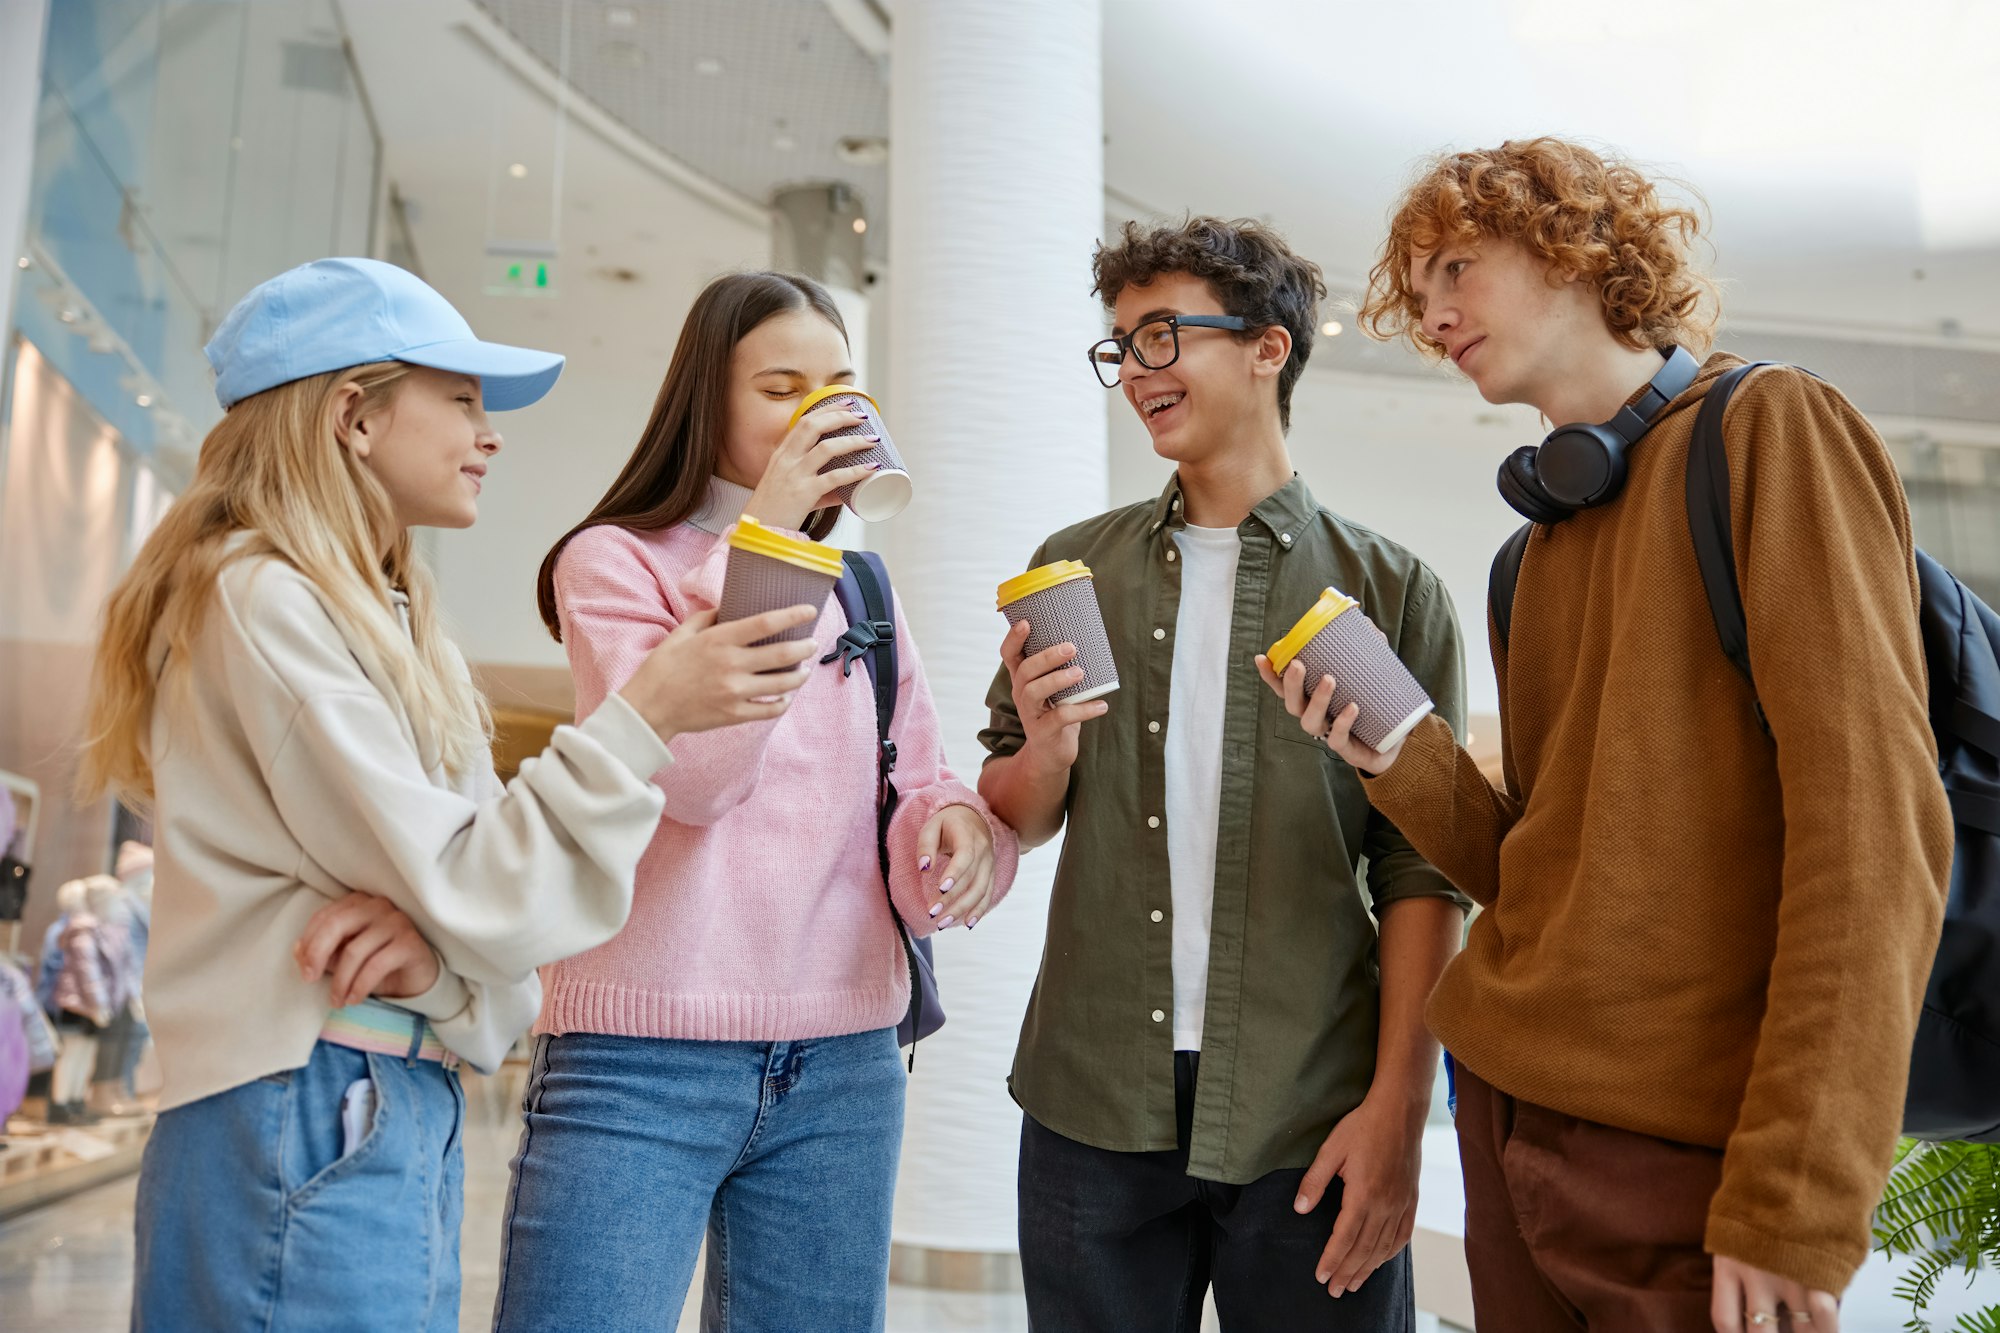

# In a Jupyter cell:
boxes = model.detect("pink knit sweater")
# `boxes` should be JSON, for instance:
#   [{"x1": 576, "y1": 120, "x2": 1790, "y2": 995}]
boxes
[{"x1": 539, "y1": 486, "x2": 1019, "y2": 1042}]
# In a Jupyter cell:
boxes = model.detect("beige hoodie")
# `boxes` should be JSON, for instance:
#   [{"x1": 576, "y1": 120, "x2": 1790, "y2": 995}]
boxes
[{"x1": 143, "y1": 550, "x2": 671, "y2": 1110}]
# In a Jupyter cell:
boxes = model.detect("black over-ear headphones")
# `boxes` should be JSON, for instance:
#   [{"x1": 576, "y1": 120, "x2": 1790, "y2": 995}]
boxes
[{"x1": 1496, "y1": 345, "x2": 1701, "y2": 525}]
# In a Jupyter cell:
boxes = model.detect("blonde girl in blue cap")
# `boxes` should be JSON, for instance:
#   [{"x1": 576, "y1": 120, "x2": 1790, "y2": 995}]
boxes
[{"x1": 80, "y1": 258, "x2": 822, "y2": 1331}]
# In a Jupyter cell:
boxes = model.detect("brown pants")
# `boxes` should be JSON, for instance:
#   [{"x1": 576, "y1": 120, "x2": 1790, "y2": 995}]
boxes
[{"x1": 1454, "y1": 1060, "x2": 1725, "y2": 1332}]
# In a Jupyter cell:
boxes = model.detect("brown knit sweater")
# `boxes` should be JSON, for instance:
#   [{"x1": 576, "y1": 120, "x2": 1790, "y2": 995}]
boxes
[{"x1": 1364, "y1": 353, "x2": 1954, "y2": 1294}]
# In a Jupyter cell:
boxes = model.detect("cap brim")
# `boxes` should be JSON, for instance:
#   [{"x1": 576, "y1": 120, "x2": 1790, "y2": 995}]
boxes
[{"x1": 395, "y1": 337, "x2": 565, "y2": 411}]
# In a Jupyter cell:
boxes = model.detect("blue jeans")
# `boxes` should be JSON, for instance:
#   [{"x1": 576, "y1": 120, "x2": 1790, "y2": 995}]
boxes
[
  {"x1": 492, "y1": 1028, "x2": 906, "y2": 1333},
  {"x1": 132, "y1": 1040, "x2": 465, "y2": 1332}
]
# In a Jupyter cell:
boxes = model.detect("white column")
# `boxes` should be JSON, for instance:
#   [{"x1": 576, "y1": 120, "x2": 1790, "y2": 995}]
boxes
[
  {"x1": 884, "y1": 0, "x2": 1107, "y2": 1264},
  {"x1": 0, "y1": 0, "x2": 51, "y2": 328}
]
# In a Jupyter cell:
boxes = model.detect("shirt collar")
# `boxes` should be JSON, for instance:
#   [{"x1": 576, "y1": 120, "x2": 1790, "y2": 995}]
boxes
[
  {"x1": 689, "y1": 475, "x2": 755, "y2": 536},
  {"x1": 1147, "y1": 471, "x2": 1318, "y2": 550}
]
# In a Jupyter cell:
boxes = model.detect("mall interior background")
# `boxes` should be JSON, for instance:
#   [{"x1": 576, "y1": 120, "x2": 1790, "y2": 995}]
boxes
[{"x1": 2, "y1": 1, "x2": 1998, "y2": 1328}]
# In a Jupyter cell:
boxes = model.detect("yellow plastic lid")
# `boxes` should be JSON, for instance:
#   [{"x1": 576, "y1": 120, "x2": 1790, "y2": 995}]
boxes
[
  {"x1": 727, "y1": 516, "x2": 845, "y2": 578},
  {"x1": 788, "y1": 384, "x2": 879, "y2": 428},
  {"x1": 996, "y1": 560, "x2": 1093, "y2": 610},
  {"x1": 1267, "y1": 588, "x2": 1358, "y2": 672}
]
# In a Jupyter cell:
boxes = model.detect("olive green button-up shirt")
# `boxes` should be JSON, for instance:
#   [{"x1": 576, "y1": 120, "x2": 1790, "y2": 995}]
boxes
[{"x1": 981, "y1": 472, "x2": 1469, "y2": 1184}]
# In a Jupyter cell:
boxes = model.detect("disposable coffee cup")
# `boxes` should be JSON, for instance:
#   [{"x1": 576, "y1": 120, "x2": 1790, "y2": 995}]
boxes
[
  {"x1": 790, "y1": 385, "x2": 913, "y2": 523},
  {"x1": 1267, "y1": 587, "x2": 1432, "y2": 752},
  {"x1": 997, "y1": 561, "x2": 1119, "y2": 705},
  {"x1": 716, "y1": 517, "x2": 844, "y2": 651}
]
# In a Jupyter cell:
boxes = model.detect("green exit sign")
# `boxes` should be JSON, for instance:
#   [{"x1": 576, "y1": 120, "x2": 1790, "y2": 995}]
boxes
[{"x1": 484, "y1": 245, "x2": 558, "y2": 298}]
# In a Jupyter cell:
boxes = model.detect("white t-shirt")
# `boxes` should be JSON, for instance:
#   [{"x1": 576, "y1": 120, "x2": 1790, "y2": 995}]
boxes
[{"x1": 1165, "y1": 524, "x2": 1241, "y2": 1052}]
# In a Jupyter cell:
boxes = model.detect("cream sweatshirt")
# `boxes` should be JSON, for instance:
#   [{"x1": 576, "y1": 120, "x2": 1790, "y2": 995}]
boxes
[{"x1": 142, "y1": 548, "x2": 671, "y2": 1110}]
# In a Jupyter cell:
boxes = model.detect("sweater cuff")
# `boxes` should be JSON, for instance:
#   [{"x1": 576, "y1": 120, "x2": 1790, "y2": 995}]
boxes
[
  {"x1": 576, "y1": 690, "x2": 675, "y2": 783},
  {"x1": 391, "y1": 954, "x2": 472, "y2": 1025},
  {"x1": 1358, "y1": 711, "x2": 1453, "y2": 813},
  {"x1": 1704, "y1": 1212, "x2": 1863, "y2": 1298}
]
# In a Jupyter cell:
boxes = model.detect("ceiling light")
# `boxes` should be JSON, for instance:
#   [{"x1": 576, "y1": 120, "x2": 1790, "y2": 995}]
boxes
[
  {"x1": 605, "y1": 6, "x2": 637, "y2": 26},
  {"x1": 14, "y1": 256, "x2": 28, "y2": 270},
  {"x1": 695, "y1": 57, "x2": 723, "y2": 76},
  {"x1": 835, "y1": 135, "x2": 889, "y2": 167},
  {"x1": 852, "y1": 218, "x2": 867, "y2": 234},
  {"x1": 1321, "y1": 320, "x2": 1344, "y2": 337},
  {"x1": 772, "y1": 133, "x2": 797, "y2": 152},
  {"x1": 136, "y1": 394, "x2": 153, "y2": 407},
  {"x1": 57, "y1": 307, "x2": 79, "y2": 324},
  {"x1": 509, "y1": 163, "x2": 528, "y2": 179}
]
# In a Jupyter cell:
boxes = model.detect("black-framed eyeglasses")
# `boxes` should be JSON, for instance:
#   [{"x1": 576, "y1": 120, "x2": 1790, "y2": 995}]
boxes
[{"x1": 1088, "y1": 315, "x2": 1249, "y2": 388}]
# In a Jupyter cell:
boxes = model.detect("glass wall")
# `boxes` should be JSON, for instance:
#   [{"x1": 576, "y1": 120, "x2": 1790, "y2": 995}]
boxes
[{"x1": 0, "y1": 0, "x2": 382, "y2": 950}]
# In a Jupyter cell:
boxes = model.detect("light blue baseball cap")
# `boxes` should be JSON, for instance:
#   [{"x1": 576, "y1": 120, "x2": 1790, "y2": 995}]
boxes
[{"x1": 205, "y1": 257, "x2": 564, "y2": 411}]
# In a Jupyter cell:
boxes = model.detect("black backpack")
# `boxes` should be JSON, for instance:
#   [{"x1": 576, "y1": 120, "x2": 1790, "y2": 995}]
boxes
[
  {"x1": 823, "y1": 550, "x2": 944, "y2": 1068},
  {"x1": 1490, "y1": 361, "x2": 2000, "y2": 1143}
]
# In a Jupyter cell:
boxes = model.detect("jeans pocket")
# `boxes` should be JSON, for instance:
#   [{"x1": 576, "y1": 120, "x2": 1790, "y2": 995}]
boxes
[{"x1": 287, "y1": 1053, "x2": 392, "y2": 1209}]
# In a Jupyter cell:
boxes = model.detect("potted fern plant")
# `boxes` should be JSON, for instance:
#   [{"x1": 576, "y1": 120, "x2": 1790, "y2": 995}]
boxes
[{"x1": 1874, "y1": 1138, "x2": 2000, "y2": 1332}]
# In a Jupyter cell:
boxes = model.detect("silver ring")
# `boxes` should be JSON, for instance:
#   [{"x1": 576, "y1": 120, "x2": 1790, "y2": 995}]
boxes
[{"x1": 1748, "y1": 1315, "x2": 1777, "y2": 1328}]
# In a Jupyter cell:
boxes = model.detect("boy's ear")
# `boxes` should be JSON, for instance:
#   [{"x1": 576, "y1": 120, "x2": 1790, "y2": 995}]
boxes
[{"x1": 1251, "y1": 324, "x2": 1292, "y2": 381}]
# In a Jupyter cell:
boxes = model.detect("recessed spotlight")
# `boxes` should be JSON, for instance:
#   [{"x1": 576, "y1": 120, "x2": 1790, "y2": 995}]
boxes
[
  {"x1": 852, "y1": 218, "x2": 867, "y2": 235},
  {"x1": 772, "y1": 133, "x2": 797, "y2": 152},
  {"x1": 1321, "y1": 320, "x2": 1344, "y2": 337},
  {"x1": 509, "y1": 163, "x2": 528, "y2": 179},
  {"x1": 605, "y1": 5, "x2": 638, "y2": 26},
  {"x1": 695, "y1": 57, "x2": 723, "y2": 76},
  {"x1": 136, "y1": 394, "x2": 154, "y2": 407},
  {"x1": 14, "y1": 256, "x2": 28, "y2": 270},
  {"x1": 58, "y1": 308, "x2": 79, "y2": 324},
  {"x1": 835, "y1": 135, "x2": 889, "y2": 166}
]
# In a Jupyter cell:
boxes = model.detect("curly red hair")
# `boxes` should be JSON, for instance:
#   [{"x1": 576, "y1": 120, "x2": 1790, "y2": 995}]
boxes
[{"x1": 1360, "y1": 138, "x2": 1718, "y2": 359}]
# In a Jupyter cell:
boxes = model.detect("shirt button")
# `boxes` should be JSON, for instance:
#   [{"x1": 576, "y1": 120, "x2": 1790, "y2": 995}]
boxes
[
  {"x1": 1166, "y1": 549, "x2": 1177, "y2": 562},
  {"x1": 1152, "y1": 1009, "x2": 1165, "y2": 1022},
  {"x1": 1147, "y1": 816, "x2": 1160, "y2": 829},
  {"x1": 1148, "y1": 720, "x2": 1161, "y2": 733},
  {"x1": 1151, "y1": 910, "x2": 1164, "y2": 923},
  {"x1": 1153, "y1": 628, "x2": 1166, "y2": 640},
  {"x1": 1172, "y1": 497, "x2": 1181, "y2": 510},
  {"x1": 1280, "y1": 532, "x2": 1293, "y2": 545}
]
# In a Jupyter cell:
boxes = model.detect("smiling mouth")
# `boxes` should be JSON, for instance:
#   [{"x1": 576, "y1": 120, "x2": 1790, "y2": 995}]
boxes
[
  {"x1": 1453, "y1": 338, "x2": 1484, "y2": 368},
  {"x1": 1140, "y1": 392, "x2": 1185, "y2": 419}
]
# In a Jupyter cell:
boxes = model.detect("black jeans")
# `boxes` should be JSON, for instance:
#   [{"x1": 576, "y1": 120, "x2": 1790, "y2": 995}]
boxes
[{"x1": 1018, "y1": 1052, "x2": 1414, "y2": 1332}]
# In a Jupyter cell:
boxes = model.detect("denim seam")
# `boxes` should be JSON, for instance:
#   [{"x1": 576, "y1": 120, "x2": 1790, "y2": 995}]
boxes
[
  {"x1": 492, "y1": 1036, "x2": 553, "y2": 1332},
  {"x1": 256, "y1": 1073, "x2": 296, "y2": 1333}
]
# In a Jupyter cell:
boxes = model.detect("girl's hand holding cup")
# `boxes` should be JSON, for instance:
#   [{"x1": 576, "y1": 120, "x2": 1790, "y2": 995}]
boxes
[
  {"x1": 619, "y1": 606, "x2": 821, "y2": 743},
  {"x1": 742, "y1": 406, "x2": 882, "y2": 532},
  {"x1": 917, "y1": 804, "x2": 1000, "y2": 930},
  {"x1": 1002, "y1": 619, "x2": 1111, "y2": 774}
]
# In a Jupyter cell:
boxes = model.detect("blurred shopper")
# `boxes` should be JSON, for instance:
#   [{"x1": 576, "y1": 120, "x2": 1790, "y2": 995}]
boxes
[
  {"x1": 1263, "y1": 137, "x2": 1954, "y2": 1332},
  {"x1": 81, "y1": 258, "x2": 818, "y2": 1332},
  {"x1": 980, "y1": 217, "x2": 1467, "y2": 1330},
  {"x1": 494, "y1": 271, "x2": 1018, "y2": 1332},
  {"x1": 47, "y1": 876, "x2": 120, "y2": 1125}
]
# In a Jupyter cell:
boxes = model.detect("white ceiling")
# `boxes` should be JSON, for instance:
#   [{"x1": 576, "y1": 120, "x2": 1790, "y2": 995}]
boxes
[{"x1": 462, "y1": 0, "x2": 2000, "y2": 343}]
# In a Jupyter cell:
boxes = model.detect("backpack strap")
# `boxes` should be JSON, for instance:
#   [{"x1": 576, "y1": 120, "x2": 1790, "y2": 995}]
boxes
[
  {"x1": 824, "y1": 551, "x2": 929, "y2": 1064},
  {"x1": 1686, "y1": 362, "x2": 1782, "y2": 737},
  {"x1": 1488, "y1": 522, "x2": 1533, "y2": 654}
]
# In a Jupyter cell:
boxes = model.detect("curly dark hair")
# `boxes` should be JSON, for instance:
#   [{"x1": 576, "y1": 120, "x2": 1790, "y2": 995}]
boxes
[
  {"x1": 1360, "y1": 138, "x2": 1718, "y2": 360},
  {"x1": 1092, "y1": 216, "x2": 1328, "y2": 431}
]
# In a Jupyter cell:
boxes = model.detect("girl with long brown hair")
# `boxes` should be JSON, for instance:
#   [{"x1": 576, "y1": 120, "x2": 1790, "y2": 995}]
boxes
[{"x1": 492, "y1": 272, "x2": 1019, "y2": 1330}]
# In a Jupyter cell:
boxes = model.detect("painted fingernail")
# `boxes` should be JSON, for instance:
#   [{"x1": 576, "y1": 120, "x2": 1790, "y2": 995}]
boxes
[
  {"x1": 941, "y1": 878, "x2": 955, "y2": 894},
  {"x1": 967, "y1": 915, "x2": 979, "y2": 929},
  {"x1": 919, "y1": 856, "x2": 932, "y2": 872},
  {"x1": 938, "y1": 915, "x2": 955, "y2": 928},
  {"x1": 929, "y1": 903, "x2": 942, "y2": 917}
]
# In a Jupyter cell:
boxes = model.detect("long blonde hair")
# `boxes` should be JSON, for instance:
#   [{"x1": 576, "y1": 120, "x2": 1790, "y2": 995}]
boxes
[{"x1": 80, "y1": 362, "x2": 491, "y2": 808}]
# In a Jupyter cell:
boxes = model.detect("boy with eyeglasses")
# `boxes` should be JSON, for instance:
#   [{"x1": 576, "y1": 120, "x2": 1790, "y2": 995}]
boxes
[
  {"x1": 978, "y1": 216, "x2": 1469, "y2": 1330},
  {"x1": 1266, "y1": 138, "x2": 1953, "y2": 1332}
]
